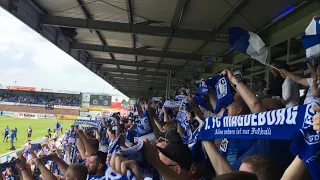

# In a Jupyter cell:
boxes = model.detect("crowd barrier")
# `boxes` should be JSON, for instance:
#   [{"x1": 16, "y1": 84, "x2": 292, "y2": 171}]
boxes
[
  {"x1": 0, "y1": 137, "x2": 47, "y2": 163},
  {"x1": 0, "y1": 101, "x2": 80, "y2": 110}
]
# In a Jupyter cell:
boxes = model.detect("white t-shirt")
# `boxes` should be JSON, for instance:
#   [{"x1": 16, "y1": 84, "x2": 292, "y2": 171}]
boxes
[
  {"x1": 282, "y1": 77, "x2": 300, "y2": 108},
  {"x1": 54, "y1": 133, "x2": 58, "y2": 138},
  {"x1": 304, "y1": 78, "x2": 320, "y2": 104}
]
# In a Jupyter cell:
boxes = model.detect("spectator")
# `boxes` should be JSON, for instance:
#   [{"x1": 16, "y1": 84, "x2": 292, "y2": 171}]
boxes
[
  {"x1": 279, "y1": 63, "x2": 300, "y2": 107},
  {"x1": 256, "y1": 80, "x2": 269, "y2": 101},
  {"x1": 268, "y1": 61, "x2": 284, "y2": 97}
]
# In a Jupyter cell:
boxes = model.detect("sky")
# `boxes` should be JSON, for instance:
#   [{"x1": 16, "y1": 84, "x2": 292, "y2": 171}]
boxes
[{"x1": 0, "y1": 8, "x2": 127, "y2": 98}]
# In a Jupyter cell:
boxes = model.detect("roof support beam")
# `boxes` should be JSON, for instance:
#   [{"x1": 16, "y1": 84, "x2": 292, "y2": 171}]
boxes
[
  {"x1": 125, "y1": 0, "x2": 139, "y2": 75},
  {"x1": 154, "y1": 0, "x2": 190, "y2": 86},
  {"x1": 108, "y1": 74, "x2": 166, "y2": 81},
  {"x1": 87, "y1": 57, "x2": 205, "y2": 72},
  {"x1": 74, "y1": 0, "x2": 124, "y2": 85},
  {"x1": 40, "y1": 15, "x2": 229, "y2": 42},
  {"x1": 102, "y1": 68, "x2": 168, "y2": 76},
  {"x1": 115, "y1": 83, "x2": 166, "y2": 88},
  {"x1": 114, "y1": 79, "x2": 164, "y2": 84},
  {"x1": 71, "y1": 43, "x2": 223, "y2": 62}
]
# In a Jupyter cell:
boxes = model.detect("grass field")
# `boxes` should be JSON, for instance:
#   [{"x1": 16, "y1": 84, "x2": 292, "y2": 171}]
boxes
[{"x1": 0, "y1": 116, "x2": 74, "y2": 155}]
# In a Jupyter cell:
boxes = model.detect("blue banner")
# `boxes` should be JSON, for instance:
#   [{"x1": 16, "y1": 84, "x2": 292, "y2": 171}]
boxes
[{"x1": 198, "y1": 103, "x2": 318, "y2": 140}]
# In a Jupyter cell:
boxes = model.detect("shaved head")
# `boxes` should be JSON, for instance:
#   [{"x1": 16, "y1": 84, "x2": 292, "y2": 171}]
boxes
[
  {"x1": 66, "y1": 163, "x2": 88, "y2": 180},
  {"x1": 227, "y1": 95, "x2": 250, "y2": 116}
]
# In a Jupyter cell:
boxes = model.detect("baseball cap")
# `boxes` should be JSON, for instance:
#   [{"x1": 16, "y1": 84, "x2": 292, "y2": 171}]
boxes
[
  {"x1": 159, "y1": 129, "x2": 182, "y2": 144},
  {"x1": 157, "y1": 143, "x2": 194, "y2": 170}
]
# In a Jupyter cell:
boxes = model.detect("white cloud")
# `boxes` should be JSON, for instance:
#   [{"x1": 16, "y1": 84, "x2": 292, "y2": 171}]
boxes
[
  {"x1": 12, "y1": 53, "x2": 24, "y2": 60},
  {"x1": 0, "y1": 9, "x2": 126, "y2": 98},
  {"x1": 0, "y1": 44, "x2": 8, "y2": 52}
]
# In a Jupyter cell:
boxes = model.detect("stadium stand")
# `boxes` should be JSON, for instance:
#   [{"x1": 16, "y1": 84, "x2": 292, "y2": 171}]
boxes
[{"x1": 0, "y1": 105, "x2": 79, "y2": 116}]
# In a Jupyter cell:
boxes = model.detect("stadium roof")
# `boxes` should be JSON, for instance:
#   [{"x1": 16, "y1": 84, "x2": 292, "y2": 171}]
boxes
[{"x1": 0, "y1": 0, "x2": 316, "y2": 98}]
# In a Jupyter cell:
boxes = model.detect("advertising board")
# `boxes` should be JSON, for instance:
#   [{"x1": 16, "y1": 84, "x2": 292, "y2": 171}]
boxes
[
  {"x1": 1, "y1": 111, "x2": 56, "y2": 119},
  {"x1": 56, "y1": 115, "x2": 78, "y2": 120},
  {"x1": 37, "y1": 113, "x2": 56, "y2": 119},
  {"x1": 1, "y1": 111, "x2": 19, "y2": 117},
  {"x1": 54, "y1": 105, "x2": 80, "y2": 110},
  {"x1": 90, "y1": 95, "x2": 111, "y2": 107},
  {"x1": 7, "y1": 86, "x2": 36, "y2": 91}
]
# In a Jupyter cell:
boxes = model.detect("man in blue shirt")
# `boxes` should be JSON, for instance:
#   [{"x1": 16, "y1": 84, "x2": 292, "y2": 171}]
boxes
[
  {"x1": 3, "y1": 126, "x2": 9, "y2": 142},
  {"x1": 14, "y1": 127, "x2": 17, "y2": 141},
  {"x1": 9, "y1": 130, "x2": 15, "y2": 150}
]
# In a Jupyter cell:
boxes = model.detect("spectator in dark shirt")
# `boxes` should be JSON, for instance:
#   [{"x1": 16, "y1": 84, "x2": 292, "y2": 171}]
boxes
[{"x1": 268, "y1": 62, "x2": 284, "y2": 97}]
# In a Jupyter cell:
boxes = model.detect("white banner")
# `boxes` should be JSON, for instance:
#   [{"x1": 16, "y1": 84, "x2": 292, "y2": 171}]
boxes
[
  {"x1": 54, "y1": 105, "x2": 79, "y2": 110},
  {"x1": 0, "y1": 102, "x2": 17, "y2": 105}
]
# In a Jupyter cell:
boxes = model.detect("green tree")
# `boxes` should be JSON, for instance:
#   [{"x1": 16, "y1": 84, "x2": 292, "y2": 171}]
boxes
[{"x1": 121, "y1": 99, "x2": 127, "y2": 105}]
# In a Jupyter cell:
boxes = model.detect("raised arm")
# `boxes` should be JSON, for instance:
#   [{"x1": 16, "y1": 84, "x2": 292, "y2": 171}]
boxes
[
  {"x1": 307, "y1": 62, "x2": 317, "y2": 80},
  {"x1": 30, "y1": 148, "x2": 58, "y2": 180},
  {"x1": 281, "y1": 156, "x2": 307, "y2": 180},
  {"x1": 75, "y1": 129, "x2": 96, "y2": 156},
  {"x1": 223, "y1": 70, "x2": 265, "y2": 113},
  {"x1": 281, "y1": 69, "x2": 309, "y2": 87},
  {"x1": 147, "y1": 104, "x2": 160, "y2": 139},
  {"x1": 202, "y1": 140, "x2": 232, "y2": 175}
]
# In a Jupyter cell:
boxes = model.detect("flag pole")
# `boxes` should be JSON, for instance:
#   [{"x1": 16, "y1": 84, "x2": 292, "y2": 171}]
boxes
[{"x1": 265, "y1": 63, "x2": 280, "y2": 71}]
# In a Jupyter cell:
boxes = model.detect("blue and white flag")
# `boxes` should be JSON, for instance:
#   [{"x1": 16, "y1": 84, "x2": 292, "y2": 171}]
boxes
[
  {"x1": 198, "y1": 103, "x2": 318, "y2": 140},
  {"x1": 228, "y1": 27, "x2": 268, "y2": 65},
  {"x1": 301, "y1": 17, "x2": 320, "y2": 60}
]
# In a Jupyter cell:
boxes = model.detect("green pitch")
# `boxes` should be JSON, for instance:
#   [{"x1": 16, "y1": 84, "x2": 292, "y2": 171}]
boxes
[{"x1": 0, "y1": 116, "x2": 74, "y2": 155}]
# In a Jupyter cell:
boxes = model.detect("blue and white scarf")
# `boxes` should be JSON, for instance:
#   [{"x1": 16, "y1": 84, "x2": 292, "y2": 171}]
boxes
[
  {"x1": 137, "y1": 111, "x2": 154, "y2": 141},
  {"x1": 74, "y1": 119, "x2": 102, "y2": 129},
  {"x1": 291, "y1": 126, "x2": 320, "y2": 180},
  {"x1": 104, "y1": 166, "x2": 136, "y2": 180},
  {"x1": 175, "y1": 110, "x2": 195, "y2": 145},
  {"x1": 198, "y1": 103, "x2": 318, "y2": 140},
  {"x1": 206, "y1": 75, "x2": 234, "y2": 114},
  {"x1": 108, "y1": 135, "x2": 121, "y2": 154},
  {"x1": 196, "y1": 80, "x2": 209, "y2": 95},
  {"x1": 194, "y1": 95, "x2": 209, "y2": 110}
]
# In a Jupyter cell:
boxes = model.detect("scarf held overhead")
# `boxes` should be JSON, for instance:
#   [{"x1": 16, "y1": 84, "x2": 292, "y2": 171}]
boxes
[{"x1": 198, "y1": 103, "x2": 318, "y2": 140}]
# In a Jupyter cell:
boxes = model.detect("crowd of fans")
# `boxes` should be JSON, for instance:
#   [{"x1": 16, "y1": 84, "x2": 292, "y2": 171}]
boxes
[
  {"x1": 0, "y1": 61, "x2": 319, "y2": 180},
  {"x1": 0, "y1": 94, "x2": 81, "y2": 107}
]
